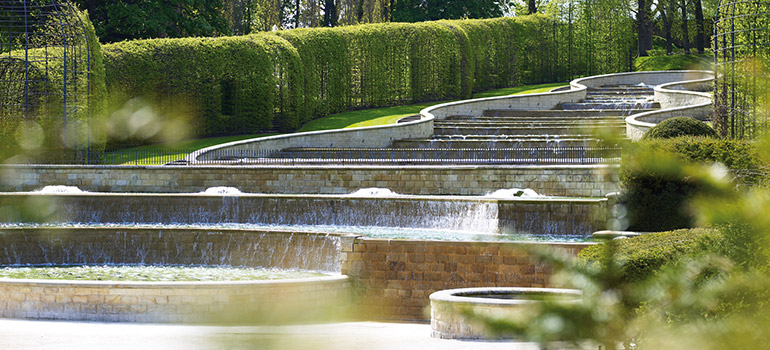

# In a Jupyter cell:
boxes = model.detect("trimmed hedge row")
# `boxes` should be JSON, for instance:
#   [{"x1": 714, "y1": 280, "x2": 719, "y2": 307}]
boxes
[
  {"x1": 103, "y1": 35, "x2": 302, "y2": 137},
  {"x1": 578, "y1": 228, "x2": 721, "y2": 283},
  {"x1": 103, "y1": 15, "x2": 631, "y2": 140}
]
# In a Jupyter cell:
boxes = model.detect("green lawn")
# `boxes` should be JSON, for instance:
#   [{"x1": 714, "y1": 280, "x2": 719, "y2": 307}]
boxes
[
  {"x1": 105, "y1": 82, "x2": 567, "y2": 165},
  {"x1": 634, "y1": 54, "x2": 713, "y2": 72}
]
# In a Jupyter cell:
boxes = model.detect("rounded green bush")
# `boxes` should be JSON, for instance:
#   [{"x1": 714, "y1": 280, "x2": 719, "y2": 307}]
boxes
[
  {"x1": 578, "y1": 228, "x2": 721, "y2": 283},
  {"x1": 643, "y1": 117, "x2": 718, "y2": 140}
]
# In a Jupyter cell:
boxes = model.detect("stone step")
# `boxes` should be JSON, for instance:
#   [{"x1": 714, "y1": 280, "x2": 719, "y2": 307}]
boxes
[
  {"x1": 433, "y1": 125, "x2": 626, "y2": 136},
  {"x1": 430, "y1": 134, "x2": 596, "y2": 140},
  {"x1": 447, "y1": 116, "x2": 624, "y2": 123},
  {"x1": 558, "y1": 102, "x2": 660, "y2": 110},
  {"x1": 582, "y1": 97, "x2": 654, "y2": 103},
  {"x1": 592, "y1": 85, "x2": 654, "y2": 91},
  {"x1": 434, "y1": 120, "x2": 625, "y2": 128},
  {"x1": 480, "y1": 109, "x2": 656, "y2": 118},
  {"x1": 391, "y1": 138, "x2": 615, "y2": 149}
]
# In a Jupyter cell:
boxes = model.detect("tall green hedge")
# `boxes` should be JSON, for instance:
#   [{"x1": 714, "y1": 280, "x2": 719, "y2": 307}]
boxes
[
  {"x1": 103, "y1": 15, "x2": 632, "y2": 141},
  {"x1": 103, "y1": 34, "x2": 302, "y2": 138}
]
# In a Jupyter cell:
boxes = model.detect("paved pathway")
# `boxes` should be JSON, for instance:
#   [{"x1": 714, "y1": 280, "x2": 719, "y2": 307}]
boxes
[{"x1": 0, "y1": 319, "x2": 541, "y2": 350}]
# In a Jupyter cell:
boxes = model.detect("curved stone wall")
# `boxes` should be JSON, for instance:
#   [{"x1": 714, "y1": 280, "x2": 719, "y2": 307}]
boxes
[
  {"x1": 0, "y1": 227, "x2": 351, "y2": 323},
  {"x1": 429, "y1": 287, "x2": 581, "y2": 339},
  {"x1": 187, "y1": 70, "x2": 712, "y2": 162},
  {"x1": 625, "y1": 72, "x2": 714, "y2": 140},
  {"x1": 188, "y1": 117, "x2": 434, "y2": 163}
]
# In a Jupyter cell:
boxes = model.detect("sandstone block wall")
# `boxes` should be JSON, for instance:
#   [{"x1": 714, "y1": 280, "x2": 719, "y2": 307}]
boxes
[
  {"x1": 0, "y1": 276, "x2": 351, "y2": 323},
  {"x1": 340, "y1": 238, "x2": 592, "y2": 321},
  {"x1": 0, "y1": 165, "x2": 619, "y2": 197}
]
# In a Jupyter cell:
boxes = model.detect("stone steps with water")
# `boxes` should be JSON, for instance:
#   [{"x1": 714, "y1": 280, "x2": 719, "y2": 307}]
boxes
[
  {"x1": 434, "y1": 120, "x2": 625, "y2": 127},
  {"x1": 210, "y1": 84, "x2": 647, "y2": 165},
  {"x1": 557, "y1": 101, "x2": 660, "y2": 110},
  {"x1": 433, "y1": 125, "x2": 626, "y2": 136},
  {"x1": 481, "y1": 109, "x2": 656, "y2": 118},
  {"x1": 391, "y1": 138, "x2": 612, "y2": 149}
]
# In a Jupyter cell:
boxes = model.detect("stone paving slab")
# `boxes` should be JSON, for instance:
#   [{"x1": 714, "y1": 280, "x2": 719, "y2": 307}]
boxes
[{"x1": 0, "y1": 319, "x2": 541, "y2": 350}]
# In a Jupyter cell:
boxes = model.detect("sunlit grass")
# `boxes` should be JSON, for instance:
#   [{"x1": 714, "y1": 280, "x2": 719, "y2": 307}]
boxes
[
  {"x1": 634, "y1": 54, "x2": 713, "y2": 72},
  {"x1": 106, "y1": 82, "x2": 567, "y2": 165}
]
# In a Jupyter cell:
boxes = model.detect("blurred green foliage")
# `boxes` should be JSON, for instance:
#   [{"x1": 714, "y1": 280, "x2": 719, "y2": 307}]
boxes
[
  {"x1": 619, "y1": 136, "x2": 767, "y2": 231},
  {"x1": 578, "y1": 228, "x2": 721, "y2": 283}
]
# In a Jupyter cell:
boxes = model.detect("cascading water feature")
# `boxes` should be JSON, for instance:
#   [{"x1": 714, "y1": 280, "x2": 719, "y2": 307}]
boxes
[{"x1": 0, "y1": 188, "x2": 607, "y2": 236}]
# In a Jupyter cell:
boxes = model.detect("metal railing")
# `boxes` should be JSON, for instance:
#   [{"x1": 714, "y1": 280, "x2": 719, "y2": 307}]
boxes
[{"x1": 6, "y1": 146, "x2": 621, "y2": 166}]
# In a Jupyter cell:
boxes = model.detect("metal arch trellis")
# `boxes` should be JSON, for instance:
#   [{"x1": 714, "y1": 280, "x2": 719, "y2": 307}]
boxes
[
  {"x1": 0, "y1": 0, "x2": 90, "y2": 157},
  {"x1": 713, "y1": 0, "x2": 770, "y2": 139}
]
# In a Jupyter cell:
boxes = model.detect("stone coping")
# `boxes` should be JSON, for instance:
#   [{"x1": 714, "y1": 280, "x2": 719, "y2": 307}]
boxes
[
  {"x1": 0, "y1": 163, "x2": 621, "y2": 170},
  {"x1": 354, "y1": 237, "x2": 597, "y2": 247},
  {"x1": 0, "y1": 225, "x2": 355, "y2": 237},
  {"x1": 0, "y1": 274, "x2": 348, "y2": 288},
  {"x1": 2, "y1": 191, "x2": 608, "y2": 203},
  {"x1": 430, "y1": 287, "x2": 581, "y2": 306}
]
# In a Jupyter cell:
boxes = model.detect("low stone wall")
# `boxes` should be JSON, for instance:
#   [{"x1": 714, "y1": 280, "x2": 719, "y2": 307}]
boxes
[
  {"x1": 190, "y1": 117, "x2": 434, "y2": 163},
  {"x1": 571, "y1": 70, "x2": 712, "y2": 89},
  {"x1": 0, "y1": 275, "x2": 351, "y2": 324},
  {"x1": 422, "y1": 88, "x2": 584, "y2": 120},
  {"x1": 340, "y1": 237, "x2": 592, "y2": 321},
  {"x1": 0, "y1": 164, "x2": 619, "y2": 197}
]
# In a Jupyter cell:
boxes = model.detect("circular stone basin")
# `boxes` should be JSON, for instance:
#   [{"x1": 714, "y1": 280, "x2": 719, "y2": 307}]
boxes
[
  {"x1": 430, "y1": 287, "x2": 581, "y2": 340},
  {"x1": 0, "y1": 269, "x2": 349, "y2": 324},
  {"x1": 0, "y1": 228, "x2": 351, "y2": 324}
]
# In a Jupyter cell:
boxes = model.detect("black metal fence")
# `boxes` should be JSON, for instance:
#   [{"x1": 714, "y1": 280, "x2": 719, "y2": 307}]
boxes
[{"x1": 713, "y1": 0, "x2": 770, "y2": 139}]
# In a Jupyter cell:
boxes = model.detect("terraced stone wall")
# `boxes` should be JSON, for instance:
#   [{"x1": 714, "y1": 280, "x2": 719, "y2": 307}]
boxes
[
  {"x1": 340, "y1": 238, "x2": 592, "y2": 320},
  {"x1": 0, "y1": 165, "x2": 619, "y2": 197}
]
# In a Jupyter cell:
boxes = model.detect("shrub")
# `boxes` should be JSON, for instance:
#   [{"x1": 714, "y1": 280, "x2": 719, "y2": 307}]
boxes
[
  {"x1": 578, "y1": 228, "x2": 721, "y2": 283},
  {"x1": 638, "y1": 136, "x2": 765, "y2": 185},
  {"x1": 620, "y1": 136, "x2": 766, "y2": 231},
  {"x1": 643, "y1": 117, "x2": 718, "y2": 140}
]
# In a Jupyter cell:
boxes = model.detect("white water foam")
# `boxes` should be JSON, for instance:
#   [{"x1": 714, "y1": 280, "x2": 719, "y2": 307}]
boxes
[
  {"x1": 201, "y1": 187, "x2": 243, "y2": 195},
  {"x1": 36, "y1": 185, "x2": 84, "y2": 194},
  {"x1": 347, "y1": 188, "x2": 400, "y2": 197},
  {"x1": 485, "y1": 188, "x2": 541, "y2": 198}
]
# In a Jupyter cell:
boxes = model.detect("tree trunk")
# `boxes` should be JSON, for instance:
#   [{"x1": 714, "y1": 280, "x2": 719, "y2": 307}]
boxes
[
  {"x1": 694, "y1": 0, "x2": 705, "y2": 54},
  {"x1": 681, "y1": 0, "x2": 690, "y2": 54},
  {"x1": 659, "y1": 0, "x2": 674, "y2": 55},
  {"x1": 323, "y1": 0, "x2": 338, "y2": 27},
  {"x1": 528, "y1": 0, "x2": 537, "y2": 14},
  {"x1": 637, "y1": 0, "x2": 653, "y2": 56},
  {"x1": 295, "y1": 0, "x2": 301, "y2": 28}
]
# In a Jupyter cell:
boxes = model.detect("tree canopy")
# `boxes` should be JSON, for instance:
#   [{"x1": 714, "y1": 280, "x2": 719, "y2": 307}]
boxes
[{"x1": 72, "y1": 0, "x2": 231, "y2": 42}]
